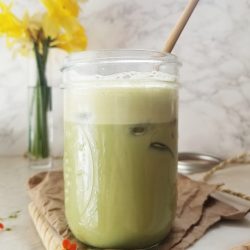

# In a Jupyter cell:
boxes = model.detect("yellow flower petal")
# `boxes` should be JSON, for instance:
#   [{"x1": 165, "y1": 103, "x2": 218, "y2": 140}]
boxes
[
  {"x1": 0, "y1": 1, "x2": 25, "y2": 38},
  {"x1": 54, "y1": 26, "x2": 87, "y2": 52},
  {"x1": 0, "y1": 1, "x2": 33, "y2": 55},
  {"x1": 60, "y1": 0, "x2": 80, "y2": 17},
  {"x1": 40, "y1": 0, "x2": 88, "y2": 52},
  {"x1": 40, "y1": 0, "x2": 79, "y2": 18},
  {"x1": 42, "y1": 13, "x2": 60, "y2": 39}
]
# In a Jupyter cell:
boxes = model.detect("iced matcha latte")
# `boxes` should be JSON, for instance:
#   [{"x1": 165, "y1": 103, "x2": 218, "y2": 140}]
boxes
[{"x1": 63, "y1": 51, "x2": 179, "y2": 249}]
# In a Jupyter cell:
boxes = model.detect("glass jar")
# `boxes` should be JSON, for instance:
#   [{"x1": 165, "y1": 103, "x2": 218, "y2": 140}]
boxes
[{"x1": 62, "y1": 50, "x2": 179, "y2": 249}]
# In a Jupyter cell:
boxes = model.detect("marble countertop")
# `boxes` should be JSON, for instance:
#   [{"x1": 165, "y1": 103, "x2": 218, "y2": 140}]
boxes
[
  {"x1": 0, "y1": 157, "x2": 62, "y2": 250},
  {"x1": 0, "y1": 157, "x2": 249, "y2": 250}
]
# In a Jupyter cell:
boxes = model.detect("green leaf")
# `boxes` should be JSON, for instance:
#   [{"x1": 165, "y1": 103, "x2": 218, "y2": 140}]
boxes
[{"x1": 8, "y1": 210, "x2": 21, "y2": 219}]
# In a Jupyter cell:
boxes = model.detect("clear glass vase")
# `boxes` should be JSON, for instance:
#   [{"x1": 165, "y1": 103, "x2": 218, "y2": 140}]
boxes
[{"x1": 28, "y1": 85, "x2": 52, "y2": 169}]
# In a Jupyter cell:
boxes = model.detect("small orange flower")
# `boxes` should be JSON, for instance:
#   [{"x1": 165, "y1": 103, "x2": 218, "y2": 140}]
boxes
[
  {"x1": 0, "y1": 222, "x2": 4, "y2": 230},
  {"x1": 62, "y1": 239, "x2": 77, "y2": 250}
]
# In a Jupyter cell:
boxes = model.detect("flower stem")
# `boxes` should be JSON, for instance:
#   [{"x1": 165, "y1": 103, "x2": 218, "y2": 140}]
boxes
[{"x1": 28, "y1": 39, "x2": 51, "y2": 160}]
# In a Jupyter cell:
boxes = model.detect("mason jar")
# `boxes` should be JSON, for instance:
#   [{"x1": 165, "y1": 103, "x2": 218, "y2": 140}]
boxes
[{"x1": 62, "y1": 50, "x2": 179, "y2": 249}]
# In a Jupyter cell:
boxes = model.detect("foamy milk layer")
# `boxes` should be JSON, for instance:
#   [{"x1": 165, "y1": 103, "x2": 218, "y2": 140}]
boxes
[{"x1": 64, "y1": 72, "x2": 177, "y2": 124}]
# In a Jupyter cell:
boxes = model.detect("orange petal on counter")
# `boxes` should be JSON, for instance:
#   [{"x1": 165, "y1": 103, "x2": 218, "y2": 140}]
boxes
[{"x1": 62, "y1": 239, "x2": 77, "y2": 250}]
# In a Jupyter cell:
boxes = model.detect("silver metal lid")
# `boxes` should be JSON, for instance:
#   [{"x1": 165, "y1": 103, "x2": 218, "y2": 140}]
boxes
[{"x1": 178, "y1": 152, "x2": 223, "y2": 175}]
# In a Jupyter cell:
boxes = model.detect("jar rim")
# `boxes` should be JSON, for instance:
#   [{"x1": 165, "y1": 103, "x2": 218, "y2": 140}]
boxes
[{"x1": 62, "y1": 49, "x2": 179, "y2": 71}]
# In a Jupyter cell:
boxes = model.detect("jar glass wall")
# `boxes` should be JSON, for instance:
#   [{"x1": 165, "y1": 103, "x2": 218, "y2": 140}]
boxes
[{"x1": 62, "y1": 50, "x2": 179, "y2": 249}]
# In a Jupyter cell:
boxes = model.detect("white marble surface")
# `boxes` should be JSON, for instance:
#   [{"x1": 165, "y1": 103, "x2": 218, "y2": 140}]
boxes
[
  {"x1": 0, "y1": 0, "x2": 250, "y2": 157},
  {"x1": 0, "y1": 157, "x2": 250, "y2": 250},
  {"x1": 0, "y1": 157, "x2": 62, "y2": 250}
]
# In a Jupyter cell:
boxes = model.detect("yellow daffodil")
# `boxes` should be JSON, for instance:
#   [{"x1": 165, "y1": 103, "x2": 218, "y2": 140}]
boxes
[
  {"x1": 42, "y1": 13, "x2": 60, "y2": 39},
  {"x1": 54, "y1": 26, "x2": 87, "y2": 52},
  {"x1": 40, "y1": 1, "x2": 84, "y2": 40},
  {"x1": 0, "y1": 2, "x2": 27, "y2": 38},
  {"x1": 0, "y1": 2, "x2": 32, "y2": 55},
  {"x1": 40, "y1": 0, "x2": 80, "y2": 17},
  {"x1": 0, "y1": 0, "x2": 87, "y2": 54}
]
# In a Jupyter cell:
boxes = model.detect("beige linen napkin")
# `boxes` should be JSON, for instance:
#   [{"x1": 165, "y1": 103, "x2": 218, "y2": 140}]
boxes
[{"x1": 28, "y1": 171, "x2": 250, "y2": 250}]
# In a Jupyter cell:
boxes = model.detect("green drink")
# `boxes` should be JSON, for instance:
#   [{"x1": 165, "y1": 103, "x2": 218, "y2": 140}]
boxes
[
  {"x1": 63, "y1": 50, "x2": 178, "y2": 249},
  {"x1": 63, "y1": 50, "x2": 179, "y2": 249}
]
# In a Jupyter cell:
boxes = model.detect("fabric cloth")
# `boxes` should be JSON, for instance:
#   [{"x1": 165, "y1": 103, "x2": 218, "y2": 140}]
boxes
[{"x1": 28, "y1": 171, "x2": 250, "y2": 250}]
